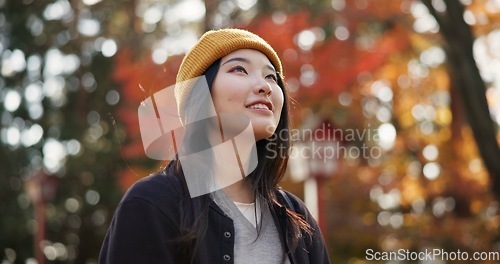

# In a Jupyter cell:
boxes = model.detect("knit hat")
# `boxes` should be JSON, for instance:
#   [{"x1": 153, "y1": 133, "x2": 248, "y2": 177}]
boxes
[{"x1": 174, "y1": 28, "x2": 283, "y2": 124}]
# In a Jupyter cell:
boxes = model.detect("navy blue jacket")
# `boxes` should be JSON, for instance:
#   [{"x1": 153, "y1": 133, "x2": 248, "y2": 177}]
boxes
[{"x1": 99, "y1": 171, "x2": 330, "y2": 263}]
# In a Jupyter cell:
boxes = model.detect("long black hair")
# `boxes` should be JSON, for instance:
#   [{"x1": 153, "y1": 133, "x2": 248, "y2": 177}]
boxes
[{"x1": 166, "y1": 58, "x2": 312, "y2": 263}]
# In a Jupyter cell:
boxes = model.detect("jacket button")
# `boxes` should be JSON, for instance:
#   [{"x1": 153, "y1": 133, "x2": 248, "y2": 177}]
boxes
[
  {"x1": 223, "y1": 254, "x2": 231, "y2": 261},
  {"x1": 224, "y1": 231, "x2": 231, "y2": 238}
]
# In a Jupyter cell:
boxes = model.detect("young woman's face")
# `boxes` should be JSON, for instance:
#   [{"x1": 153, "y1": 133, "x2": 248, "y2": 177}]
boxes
[{"x1": 211, "y1": 49, "x2": 284, "y2": 141}]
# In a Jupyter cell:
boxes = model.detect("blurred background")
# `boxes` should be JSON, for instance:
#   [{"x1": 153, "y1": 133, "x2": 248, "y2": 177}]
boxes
[{"x1": 1, "y1": 0, "x2": 499, "y2": 263}]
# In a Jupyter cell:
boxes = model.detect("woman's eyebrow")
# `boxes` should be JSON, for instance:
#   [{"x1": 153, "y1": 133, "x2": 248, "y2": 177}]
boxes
[
  {"x1": 222, "y1": 57, "x2": 276, "y2": 72},
  {"x1": 222, "y1": 57, "x2": 249, "y2": 66}
]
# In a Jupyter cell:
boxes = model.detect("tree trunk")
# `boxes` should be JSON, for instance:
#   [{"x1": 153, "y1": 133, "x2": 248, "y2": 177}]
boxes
[{"x1": 421, "y1": 0, "x2": 500, "y2": 199}]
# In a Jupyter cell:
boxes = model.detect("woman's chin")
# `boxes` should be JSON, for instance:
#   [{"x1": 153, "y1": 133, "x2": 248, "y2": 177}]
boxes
[{"x1": 252, "y1": 124, "x2": 277, "y2": 141}]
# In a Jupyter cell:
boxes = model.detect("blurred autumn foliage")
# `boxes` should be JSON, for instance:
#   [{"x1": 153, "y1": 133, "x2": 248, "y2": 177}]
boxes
[
  {"x1": 111, "y1": 50, "x2": 181, "y2": 189},
  {"x1": 1, "y1": 0, "x2": 499, "y2": 263}
]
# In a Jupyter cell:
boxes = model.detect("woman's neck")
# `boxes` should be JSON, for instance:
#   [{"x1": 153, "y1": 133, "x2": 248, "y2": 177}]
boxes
[
  {"x1": 222, "y1": 179, "x2": 254, "y2": 203},
  {"x1": 206, "y1": 115, "x2": 257, "y2": 203}
]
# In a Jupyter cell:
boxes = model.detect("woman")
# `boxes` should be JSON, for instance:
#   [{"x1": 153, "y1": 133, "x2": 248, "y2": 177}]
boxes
[{"x1": 99, "y1": 28, "x2": 330, "y2": 264}]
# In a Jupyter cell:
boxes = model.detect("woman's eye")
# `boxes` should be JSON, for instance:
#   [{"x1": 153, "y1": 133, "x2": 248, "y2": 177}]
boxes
[
  {"x1": 266, "y1": 74, "x2": 277, "y2": 81},
  {"x1": 230, "y1": 66, "x2": 247, "y2": 74}
]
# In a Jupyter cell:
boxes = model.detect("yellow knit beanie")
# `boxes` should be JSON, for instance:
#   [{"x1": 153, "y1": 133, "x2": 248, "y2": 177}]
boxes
[{"x1": 174, "y1": 28, "x2": 283, "y2": 123}]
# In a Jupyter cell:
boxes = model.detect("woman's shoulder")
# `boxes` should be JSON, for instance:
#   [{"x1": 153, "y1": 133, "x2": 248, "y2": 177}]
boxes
[
  {"x1": 121, "y1": 169, "x2": 183, "y2": 208},
  {"x1": 277, "y1": 189, "x2": 310, "y2": 216}
]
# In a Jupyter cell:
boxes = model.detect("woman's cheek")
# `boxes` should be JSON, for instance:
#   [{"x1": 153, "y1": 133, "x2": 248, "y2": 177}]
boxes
[{"x1": 275, "y1": 98, "x2": 284, "y2": 121}]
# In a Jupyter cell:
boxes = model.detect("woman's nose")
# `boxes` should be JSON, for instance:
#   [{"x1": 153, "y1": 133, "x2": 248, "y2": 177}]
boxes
[{"x1": 254, "y1": 77, "x2": 272, "y2": 96}]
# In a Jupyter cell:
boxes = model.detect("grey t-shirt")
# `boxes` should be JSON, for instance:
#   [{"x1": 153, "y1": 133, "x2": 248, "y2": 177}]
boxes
[{"x1": 212, "y1": 191, "x2": 291, "y2": 264}]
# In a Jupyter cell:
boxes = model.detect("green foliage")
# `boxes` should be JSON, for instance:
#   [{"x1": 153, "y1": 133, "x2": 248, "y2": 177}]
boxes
[{"x1": 0, "y1": 0, "x2": 125, "y2": 262}]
